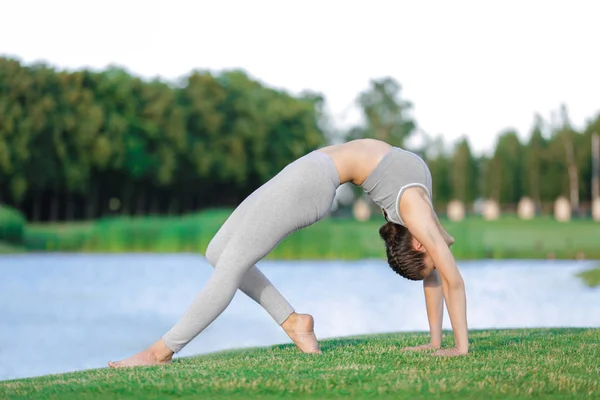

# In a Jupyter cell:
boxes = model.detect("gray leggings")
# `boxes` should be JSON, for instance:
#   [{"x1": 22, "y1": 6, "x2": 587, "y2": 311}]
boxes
[{"x1": 162, "y1": 151, "x2": 340, "y2": 352}]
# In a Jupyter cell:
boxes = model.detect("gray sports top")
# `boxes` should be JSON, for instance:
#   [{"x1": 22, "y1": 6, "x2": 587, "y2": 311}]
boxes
[{"x1": 360, "y1": 147, "x2": 433, "y2": 226}]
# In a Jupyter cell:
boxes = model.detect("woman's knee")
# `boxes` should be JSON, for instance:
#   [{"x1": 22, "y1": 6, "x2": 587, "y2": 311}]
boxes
[
  {"x1": 205, "y1": 239, "x2": 222, "y2": 267},
  {"x1": 211, "y1": 262, "x2": 248, "y2": 291}
]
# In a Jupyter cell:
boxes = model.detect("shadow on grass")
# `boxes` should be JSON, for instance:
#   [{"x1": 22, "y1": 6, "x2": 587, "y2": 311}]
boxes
[
  {"x1": 319, "y1": 338, "x2": 371, "y2": 352},
  {"x1": 267, "y1": 337, "x2": 371, "y2": 354}
]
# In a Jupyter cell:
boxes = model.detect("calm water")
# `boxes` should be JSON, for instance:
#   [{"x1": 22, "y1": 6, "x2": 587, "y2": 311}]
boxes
[{"x1": 1, "y1": 254, "x2": 599, "y2": 381}]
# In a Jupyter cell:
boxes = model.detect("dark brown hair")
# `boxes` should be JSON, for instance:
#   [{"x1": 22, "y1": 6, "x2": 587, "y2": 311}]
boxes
[{"x1": 379, "y1": 222, "x2": 427, "y2": 281}]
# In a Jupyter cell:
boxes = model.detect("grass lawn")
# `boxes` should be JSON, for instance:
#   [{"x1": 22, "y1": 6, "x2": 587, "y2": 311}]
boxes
[{"x1": 2, "y1": 328, "x2": 599, "y2": 399}]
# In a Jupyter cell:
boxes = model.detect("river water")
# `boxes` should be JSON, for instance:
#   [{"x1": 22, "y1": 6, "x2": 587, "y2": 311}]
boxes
[{"x1": 1, "y1": 254, "x2": 598, "y2": 381}]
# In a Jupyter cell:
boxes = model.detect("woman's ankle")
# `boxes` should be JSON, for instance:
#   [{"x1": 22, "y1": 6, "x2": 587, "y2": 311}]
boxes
[
  {"x1": 281, "y1": 312, "x2": 299, "y2": 331},
  {"x1": 282, "y1": 313, "x2": 315, "y2": 333},
  {"x1": 150, "y1": 339, "x2": 175, "y2": 362}
]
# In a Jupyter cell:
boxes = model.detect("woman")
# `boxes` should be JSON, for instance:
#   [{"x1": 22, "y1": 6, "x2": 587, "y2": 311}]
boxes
[{"x1": 109, "y1": 139, "x2": 468, "y2": 367}]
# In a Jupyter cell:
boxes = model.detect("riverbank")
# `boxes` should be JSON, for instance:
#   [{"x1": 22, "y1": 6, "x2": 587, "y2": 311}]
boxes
[
  {"x1": 1, "y1": 328, "x2": 598, "y2": 399},
  {"x1": 577, "y1": 266, "x2": 600, "y2": 287},
  {"x1": 18, "y1": 210, "x2": 600, "y2": 260}
]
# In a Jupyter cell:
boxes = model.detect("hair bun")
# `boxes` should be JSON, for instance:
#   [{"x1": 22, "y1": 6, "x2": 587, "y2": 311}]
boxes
[
  {"x1": 378, "y1": 222, "x2": 427, "y2": 281},
  {"x1": 378, "y1": 221, "x2": 400, "y2": 240}
]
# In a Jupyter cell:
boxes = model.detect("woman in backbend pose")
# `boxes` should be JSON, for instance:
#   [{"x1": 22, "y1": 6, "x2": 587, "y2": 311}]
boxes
[{"x1": 109, "y1": 139, "x2": 468, "y2": 367}]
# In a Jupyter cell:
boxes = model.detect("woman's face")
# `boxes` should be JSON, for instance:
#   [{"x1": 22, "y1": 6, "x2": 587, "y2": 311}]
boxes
[
  {"x1": 411, "y1": 237, "x2": 436, "y2": 278},
  {"x1": 421, "y1": 253, "x2": 436, "y2": 278}
]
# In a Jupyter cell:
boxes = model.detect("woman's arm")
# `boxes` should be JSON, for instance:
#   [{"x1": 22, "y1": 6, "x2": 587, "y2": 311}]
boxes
[
  {"x1": 435, "y1": 219, "x2": 455, "y2": 247},
  {"x1": 400, "y1": 189, "x2": 469, "y2": 356},
  {"x1": 423, "y1": 270, "x2": 444, "y2": 347},
  {"x1": 402, "y1": 270, "x2": 443, "y2": 351}
]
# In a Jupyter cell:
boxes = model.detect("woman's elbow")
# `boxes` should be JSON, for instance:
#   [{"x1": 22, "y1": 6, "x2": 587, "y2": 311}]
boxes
[{"x1": 445, "y1": 275, "x2": 465, "y2": 291}]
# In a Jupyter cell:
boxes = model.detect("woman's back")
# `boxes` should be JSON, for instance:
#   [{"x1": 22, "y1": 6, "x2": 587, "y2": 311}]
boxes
[{"x1": 317, "y1": 139, "x2": 392, "y2": 185}]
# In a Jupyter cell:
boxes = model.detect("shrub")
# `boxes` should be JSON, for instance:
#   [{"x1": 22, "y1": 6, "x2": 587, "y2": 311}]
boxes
[{"x1": 0, "y1": 204, "x2": 25, "y2": 245}]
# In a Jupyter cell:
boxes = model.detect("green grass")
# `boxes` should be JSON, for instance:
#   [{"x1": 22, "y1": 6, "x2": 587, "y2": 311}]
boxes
[
  {"x1": 0, "y1": 240, "x2": 24, "y2": 254},
  {"x1": 22, "y1": 211, "x2": 600, "y2": 260},
  {"x1": 577, "y1": 266, "x2": 600, "y2": 287},
  {"x1": 1, "y1": 329, "x2": 599, "y2": 399}
]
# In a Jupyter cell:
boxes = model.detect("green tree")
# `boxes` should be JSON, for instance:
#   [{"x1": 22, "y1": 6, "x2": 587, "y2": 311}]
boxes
[
  {"x1": 582, "y1": 113, "x2": 600, "y2": 202},
  {"x1": 450, "y1": 137, "x2": 477, "y2": 203},
  {"x1": 525, "y1": 114, "x2": 547, "y2": 208},
  {"x1": 346, "y1": 77, "x2": 415, "y2": 147},
  {"x1": 544, "y1": 105, "x2": 583, "y2": 213},
  {"x1": 559, "y1": 105, "x2": 580, "y2": 212},
  {"x1": 0, "y1": 59, "x2": 37, "y2": 206},
  {"x1": 0, "y1": 58, "x2": 328, "y2": 221},
  {"x1": 486, "y1": 130, "x2": 524, "y2": 204},
  {"x1": 422, "y1": 134, "x2": 451, "y2": 207}
]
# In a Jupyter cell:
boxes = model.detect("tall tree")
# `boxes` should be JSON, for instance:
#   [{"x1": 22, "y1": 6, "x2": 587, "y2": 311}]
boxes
[
  {"x1": 486, "y1": 130, "x2": 524, "y2": 204},
  {"x1": 346, "y1": 77, "x2": 415, "y2": 147},
  {"x1": 423, "y1": 134, "x2": 451, "y2": 206},
  {"x1": 450, "y1": 137, "x2": 477, "y2": 203},
  {"x1": 525, "y1": 114, "x2": 546, "y2": 208},
  {"x1": 540, "y1": 113, "x2": 589, "y2": 211},
  {"x1": 556, "y1": 105, "x2": 580, "y2": 213},
  {"x1": 583, "y1": 114, "x2": 600, "y2": 202}
]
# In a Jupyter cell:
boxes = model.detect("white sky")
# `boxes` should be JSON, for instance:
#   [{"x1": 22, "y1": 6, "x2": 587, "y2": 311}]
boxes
[{"x1": 1, "y1": 0, "x2": 599, "y2": 155}]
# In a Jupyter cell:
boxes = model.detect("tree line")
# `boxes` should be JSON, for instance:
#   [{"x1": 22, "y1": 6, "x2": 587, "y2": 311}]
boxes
[
  {"x1": 0, "y1": 57, "x2": 326, "y2": 220},
  {"x1": 422, "y1": 107, "x2": 599, "y2": 213},
  {"x1": 336, "y1": 77, "x2": 599, "y2": 215},
  {"x1": 0, "y1": 57, "x2": 598, "y2": 221}
]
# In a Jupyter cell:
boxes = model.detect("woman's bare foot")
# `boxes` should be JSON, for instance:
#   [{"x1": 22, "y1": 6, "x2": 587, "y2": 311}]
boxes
[
  {"x1": 108, "y1": 339, "x2": 174, "y2": 368},
  {"x1": 281, "y1": 313, "x2": 321, "y2": 354}
]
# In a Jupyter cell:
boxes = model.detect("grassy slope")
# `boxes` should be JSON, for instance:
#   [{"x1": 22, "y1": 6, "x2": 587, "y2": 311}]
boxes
[
  {"x1": 24, "y1": 212, "x2": 600, "y2": 260},
  {"x1": 2, "y1": 329, "x2": 599, "y2": 400}
]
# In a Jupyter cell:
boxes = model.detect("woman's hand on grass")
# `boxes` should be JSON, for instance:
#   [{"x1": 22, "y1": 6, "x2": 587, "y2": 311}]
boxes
[
  {"x1": 431, "y1": 348, "x2": 467, "y2": 357},
  {"x1": 401, "y1": 343, "x2": 440, "y2": 352}
]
